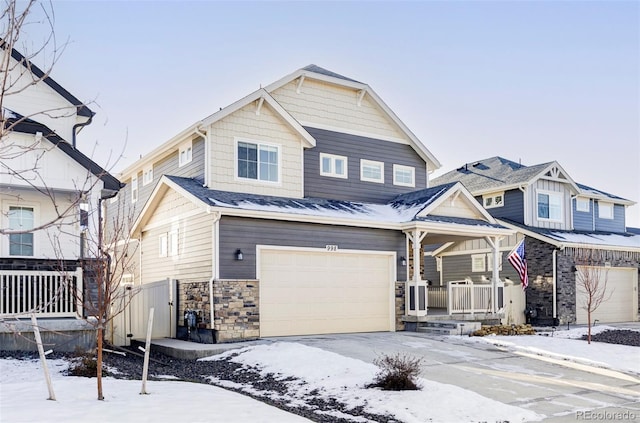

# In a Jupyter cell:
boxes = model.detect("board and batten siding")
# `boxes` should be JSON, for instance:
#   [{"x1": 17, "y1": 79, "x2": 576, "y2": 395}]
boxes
[
  {"x1": 140, "y1": 190, "x2": 213, "y2": 283},
  {"x1": 303, "y1": 127, "x2": 427, "y2": 203},
  {"x1": 218, "y1": 216, "x2": 406, "y2": 281},
  {"x1": 529, "y1": 179, "x2": 572, "y2": 230},
  {"x1": 271, "y1": 78, "x2": 407, "y2": 141},
  {"x1": 206, "y1": 102, "x2": 303, "y2": 198}
]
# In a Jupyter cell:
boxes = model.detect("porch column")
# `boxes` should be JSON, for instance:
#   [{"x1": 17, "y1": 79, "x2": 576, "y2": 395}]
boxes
[
  {"x1": 405, "y1": 229, "x2": 428, "y2": 316},
  {"x1": 485, "y1": 236, "x2": 502, "y2": 314}
]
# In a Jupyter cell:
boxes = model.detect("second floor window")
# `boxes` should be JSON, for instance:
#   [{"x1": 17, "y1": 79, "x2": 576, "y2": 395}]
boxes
[
  {"x1": 142, "y1": 166, "x2": 154, "y2": 185},
  {"x1": 393, "y1": 165, "x2": 415, "y2": 187},
  {"x1": 537, "y1": 191, "x2": 562, "y2": 221},
  {"x1": 237, "y1": 141, "x2": 279, "y2": 183},
  {"x1": 179, "y1": 141, "x2": 193, "y2": 167},
  {"x1": 8, "y1": 206, "x2": 34, "y2": 256},
  {"x1": 320, "y1": 153, "x2": 347, "y2": 178},
  {"x1": 131, "y1": 176, "x2": 138, "y2": 203},
  {"x1": 483, "y1": 193, "x2": 504, "y2": 208},
  {"x1": 598, "y1": 202, "x2": 614, "y2": 219},
  {"x1": 360, "y1": 159, "x2": 384, "y2": 183}
]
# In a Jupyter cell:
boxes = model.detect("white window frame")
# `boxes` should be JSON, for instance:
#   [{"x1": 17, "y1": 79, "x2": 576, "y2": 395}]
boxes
[
  {"x1": 483, "y1": 192, "x2": 504, "y2": 209},
  {"x1": 235, "y1": 139, "x2": 281, "y2": 184},
  {"x1": 320, "y1": 153, "x2": 348, "y2": 179},
  {"x1": 142, "y1": 165, "x2": 154, "y2": 186},
  {"x1": 178, "y1": 141, "x2": 193, "y2": 167},
  {"x1": 393, "y1": 164, "x2": 415, "y2": 187},
  {"x1": 471, "y1": 254, "x2": 486, "y2": 272},
  {"x1": 168, "y1": 229, "x2": 179, "y2": 257},
  {"x1": 575, "y1": 197, "x2": 590, "y2": 212},
  {"x1": 598, "y1": 201, "x2": 614, "y2": 219},
  {"x1": 159, "y1": 234, "x2": 168, "y2": 258},
  {"x1": 131, "y1": 175, "x2": 138, "y2": 203},
  {"x1": 537, "y1": 190, "x2": 563, "y2": 222},
  {"x1": 7, "y1": 205, "x2": 36, "y2": 257},
  {"x1": 360, "y1": 159, "x2": 384, "y2": 183},
  {"x1": 487, "y1": 253, "x2": 503, "y2": 271},
  {"x1": 121, "y1": 274, "x2": 134, "y2": 285}
]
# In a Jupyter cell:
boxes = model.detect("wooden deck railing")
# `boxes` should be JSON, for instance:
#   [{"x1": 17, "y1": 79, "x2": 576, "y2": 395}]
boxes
[{"x1": 0, "y1": 268, "x2": 83, "y2": 318}]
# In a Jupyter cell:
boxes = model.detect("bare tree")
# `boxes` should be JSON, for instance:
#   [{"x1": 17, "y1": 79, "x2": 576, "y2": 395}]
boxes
[{"x1": 573, "y1": 249, "x2": 612, "y2": 344}]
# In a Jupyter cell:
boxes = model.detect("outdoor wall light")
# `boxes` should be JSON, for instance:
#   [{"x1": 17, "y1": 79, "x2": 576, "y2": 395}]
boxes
[
  {"x1": 235, "y1": 249, "x2": 244, "y2": 261},
  {"x1": 400, "y1": 256, "x2": 407, "y2": 266}
]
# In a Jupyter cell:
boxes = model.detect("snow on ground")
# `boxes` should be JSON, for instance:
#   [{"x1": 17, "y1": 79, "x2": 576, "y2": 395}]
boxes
[
  {"x1": 0, "y1": 357, "x2": 311, "y2": 423},
  {"x1": 457, "y1": 325, "x2": 640, "y2": 376},
  {"x1": 202, "y1": 342, "x2": 543, "y2": 423}
]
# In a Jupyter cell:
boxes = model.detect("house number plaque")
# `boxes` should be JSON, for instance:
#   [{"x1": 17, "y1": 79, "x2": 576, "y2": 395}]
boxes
[{"x1": 325, "y1": 245, "x2": 339, "y2": 252}]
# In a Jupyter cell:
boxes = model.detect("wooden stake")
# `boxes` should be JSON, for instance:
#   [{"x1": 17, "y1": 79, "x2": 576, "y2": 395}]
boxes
[
  {"x1": 31, "y1": 314, "x2": 55, "y2": 401},
  {"x1": 140, "y1": 307, "x2": 154, "y2": 394}
]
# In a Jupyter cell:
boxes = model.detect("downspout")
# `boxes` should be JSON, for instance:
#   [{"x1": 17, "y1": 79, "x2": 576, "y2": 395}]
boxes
[
  {"x1": 552, "y1": 249, "x2": 558, "y2": 321},
  {"x1": 72, "y1": 114, "x2": 93, "y2": 149},
  {"x1": 194, "y1": 125, "x2": 207, "y2": 186},
  {"x1": 518, "y1": 185, "x2": 528, "y2": 225},
  {"x1": 208, "y1": 210, "x2": 221, "y2": 335}
]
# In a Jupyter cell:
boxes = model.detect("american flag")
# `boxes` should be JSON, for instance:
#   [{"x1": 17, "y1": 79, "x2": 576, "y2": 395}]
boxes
[{"x1": 508, "y1": 239, "x2": 528, "y2": 290}]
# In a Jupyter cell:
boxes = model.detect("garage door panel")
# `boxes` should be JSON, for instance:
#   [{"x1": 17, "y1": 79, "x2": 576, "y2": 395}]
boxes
[
  {"x1": 259, "y1": 248, "x2": 395, "y2": 337},
  {"x1": 576, "y1": 267, "x2": 638, "y2": 324}
]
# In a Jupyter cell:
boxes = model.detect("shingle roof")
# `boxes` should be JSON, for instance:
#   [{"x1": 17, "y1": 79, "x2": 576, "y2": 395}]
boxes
[
  {"x1": 576, "y1": 182, "x2": 630, "y2": 202},
  {"x1": 167, "y1": 176, "x2": 502, "y2": 229},
  {"x1": 301, "y1": 64, "x2": 362, "y2": 84},
  {"x1": 431, "y1": 156, "x2": 552, "y2": 193},
  {"x1": 3, "y1": 109, "x2": 122, "y2": 190}
]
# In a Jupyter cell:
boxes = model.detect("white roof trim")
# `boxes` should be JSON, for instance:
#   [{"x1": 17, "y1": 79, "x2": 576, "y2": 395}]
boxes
[
  {"x1": 419, "y1": 182, "x2": 498, "y2": 224},
  {"x1": 265, "y1": 67, "x2": 441, "y2": 171},
  {"x1": 532, "y1": 161, "x2": 580, "y2": 194}
]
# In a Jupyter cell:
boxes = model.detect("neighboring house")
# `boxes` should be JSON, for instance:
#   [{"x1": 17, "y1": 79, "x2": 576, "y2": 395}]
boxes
[
  {"x1": 109, "y1": 65, "x2": 515, "y2": 344},
  {"x1": 0, "y1": 47, "x2": 122, "y2": 351},
  {"x1": 430, "y1": 156, "x2": 640, "y2": 326}
]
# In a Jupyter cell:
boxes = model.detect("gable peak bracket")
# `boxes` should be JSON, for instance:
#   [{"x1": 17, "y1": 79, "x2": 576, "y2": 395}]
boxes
[
  {"x1": 256, "y1": 97, "x2": 265, "y2": 116},
  {"x1": 357, "y1": 89, "x2": 366, "y2": 107},
  {"x1": 296, "y1": 75, "x2": 305, "y2": 94}
]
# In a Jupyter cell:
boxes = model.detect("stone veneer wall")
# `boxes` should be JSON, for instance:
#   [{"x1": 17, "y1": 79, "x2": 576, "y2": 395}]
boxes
[
  {"x1": 212, "y1": 279, "x2": 260, "y2": 343},
  {"x1": 526, "y1": 237, "x2": 640, "y2": 325},
  {"x1": 395, "y1": 281, "x2": 405, "y2": 331},
  {"x1": 178, "y1": 280, "x2": 212, "y2": 328}
]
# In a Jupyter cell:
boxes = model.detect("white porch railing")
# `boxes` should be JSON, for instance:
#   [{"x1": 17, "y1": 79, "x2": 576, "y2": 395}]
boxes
[
  {"x1": 0, "y1": 268, "x2": 83, "y2": 318},
  {"x1": 427, "y1": 285, "x2": 447, "y2": 309},
  {"x1": 447, "y1": 280, "x2": 493, "y2": 314}
]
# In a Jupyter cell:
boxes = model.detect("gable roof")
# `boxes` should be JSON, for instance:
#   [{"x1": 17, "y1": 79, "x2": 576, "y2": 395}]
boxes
[
  {"x1": 431, "y1": 156, "x2": 581, "y2": 195},
  {"x1": 265, "y1": 65, "x2": 441, "y2": 171},
  {"x1": 131, "y1": 176, "x2": 510, "y2": 239},
  {"x1": 576, "y1": 182, "x2": 634, "y2": 205},
  {"x1": 4, "y1": 109, "x2": 122, "y2": 190},
  {"x1": 3, "y1": 44, "x2": 94, "y2": 118}
]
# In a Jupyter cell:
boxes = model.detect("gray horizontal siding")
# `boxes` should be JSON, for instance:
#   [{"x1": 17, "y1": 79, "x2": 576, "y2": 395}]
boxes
[
  {"x1": 303, "y1": 127, "x2": 427, "y2": 203},
  {"x1": 572, "y1": 198, "x2": 594, "y2": 231},
  {"x1": 481, "y1": 189, "x2": 524, "y2": 223},
  {"x1": 423, "y1": 256, "x2": 440, "y2": 285},
  {"x1": 594, "y1": 203, "x2": 626, "y2": 232},
  {"x1": 219, "y1": 216, "x2": 406, "y2": 280}
]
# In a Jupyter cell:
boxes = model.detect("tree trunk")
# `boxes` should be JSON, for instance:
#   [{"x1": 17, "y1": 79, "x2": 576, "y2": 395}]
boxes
[
  {"x1": 97, "y1": 326, "x2": 104, "y2": 400},
  {"x1": 586, "y1": 310, "x2": 592, "y2": 344}
]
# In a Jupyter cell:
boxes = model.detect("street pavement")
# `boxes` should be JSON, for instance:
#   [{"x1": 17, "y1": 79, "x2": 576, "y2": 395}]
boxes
[{"x1": 269, "y1": 331, "x2": 640, "y2": 422}]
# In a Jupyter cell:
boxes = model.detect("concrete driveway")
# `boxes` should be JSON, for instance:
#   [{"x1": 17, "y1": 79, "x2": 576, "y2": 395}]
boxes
[{"x1": 269, "y1": 331, "x2": 640, "y2": 422}]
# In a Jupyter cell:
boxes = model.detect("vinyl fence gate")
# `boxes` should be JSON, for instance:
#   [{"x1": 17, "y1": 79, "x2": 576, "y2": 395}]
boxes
[{"x1": 110, "y1": 279, "x2": 177, "y2": 347}]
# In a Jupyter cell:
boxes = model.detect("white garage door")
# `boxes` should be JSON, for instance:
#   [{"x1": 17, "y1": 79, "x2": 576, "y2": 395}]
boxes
[
  {"x1": 258, "y1": 247, "x2": 396, "y2": 337},
  {"x1": 576, "y1": 267, "x2": 638, "y2": 324}
]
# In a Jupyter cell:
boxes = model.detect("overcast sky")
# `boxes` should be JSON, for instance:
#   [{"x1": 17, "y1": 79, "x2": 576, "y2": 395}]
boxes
[{"x1": 25, "y1": 0, "x2": 640, "y2": 226}]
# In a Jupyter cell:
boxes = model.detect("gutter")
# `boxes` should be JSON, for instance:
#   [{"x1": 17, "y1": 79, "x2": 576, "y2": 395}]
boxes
[{"x1": 72, "y1": 114, "x2": 93, "y2": 148}]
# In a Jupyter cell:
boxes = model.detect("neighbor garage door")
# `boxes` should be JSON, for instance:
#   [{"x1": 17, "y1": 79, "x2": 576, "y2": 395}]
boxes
[
  {"x1": 576, "y1": 267, "x2": 638, "y2": 324},
  {"x1": 258, "y1": 247, "x2": 396, "y2": 337}
]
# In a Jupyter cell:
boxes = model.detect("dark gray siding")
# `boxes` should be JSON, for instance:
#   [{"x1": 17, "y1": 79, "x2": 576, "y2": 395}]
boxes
[
  {"x1": 483, "y1": 189, "x2": 524, "y2": 223},
  {"x1": 219, "y1": 216, "x2": 406, "y2": 280},
  {"x1": 594, "y1": 203, "x2": 626, "y2": 233},
  {"x1": 423, "y1": 255, "x2": 440, "y2": 285},
  {"x1": 303, "y1": 127, "x2": 427, "y2": 203},
  {"x1": 572, "y1": 198, "x2": 594, "y2": 231},
  {"x1": 441, "y1": 253, "x2": 520, "y2": 285}
]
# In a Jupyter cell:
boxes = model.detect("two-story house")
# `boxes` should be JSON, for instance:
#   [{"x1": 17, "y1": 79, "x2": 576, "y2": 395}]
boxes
[
  {"x1": 109, "y1": 66, "x2": 516, "y2": 344},
  {"x1": 0, "y1": 46, "x2": 122, "y2": 351},
  {"x1": 429, "y1": 156, "x2": 639, "y2": 326}
]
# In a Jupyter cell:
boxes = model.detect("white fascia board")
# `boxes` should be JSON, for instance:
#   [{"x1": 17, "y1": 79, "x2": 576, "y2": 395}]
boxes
[
  {"x1": 363, "y1": 87, "x2": 441, "y2": 171},
  {"x1": 265, "y1": 68, "x2": 441, "y2": 170},
  {"x1": 200, "y1": 88, "x2": 315, "y2": 148},
  {"x1": 402, "y1": 220, "x2": 513, "y2": 238},
  {"x1": 533, "y1": 161, "x2": 580, "y2": 194},
  {"x1": 577, "y1": 192, "x2": 635, "y2": 206},
  {"x1": 129, "y1": 176, "x2": 211, "y2": 236},
  {"x1": 419, "y1": 182, "x2": 498, "y2": 224},
  {"x1": 119, "y1": 122, "x2": 202, "y2": 180}
]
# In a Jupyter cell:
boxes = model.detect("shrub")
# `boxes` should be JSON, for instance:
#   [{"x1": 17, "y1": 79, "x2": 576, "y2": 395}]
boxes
[
  {"x1": 68, "y1": 350, "x2": 105, "y2": 378},
  {"x1": 367, "y1": 353, "x2": 423, "y2": 391}
]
